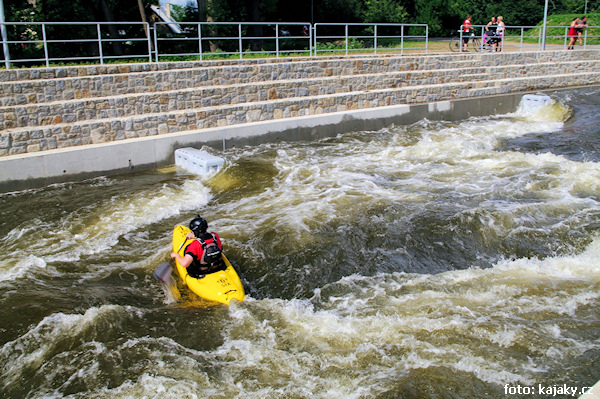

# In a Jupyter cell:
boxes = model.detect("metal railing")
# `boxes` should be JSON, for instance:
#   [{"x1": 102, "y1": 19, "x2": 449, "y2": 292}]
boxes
[
  {"x1": 313, "y1": 23, "x2": 428, "y2": 56},
  {"x1": 0, "y1": 21, "x2": 152, "y2": 68},
  {"x1": 459, "y1": 24, "x2": 599, "y2": 52},
  {"x1": 0, "y1": 21, "x2": 596, "y2": 68},
  {"x1": 153, "y1": 21, "x2": 312, "y2": 61},
  {"x1": 0, "y1": 21, "x2": 429, "y2": 68}
]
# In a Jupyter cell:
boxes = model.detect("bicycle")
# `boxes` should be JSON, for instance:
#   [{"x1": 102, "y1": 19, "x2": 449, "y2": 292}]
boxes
[{"x1": 449, "y1": 31, "x2": 481, "y2": 52}]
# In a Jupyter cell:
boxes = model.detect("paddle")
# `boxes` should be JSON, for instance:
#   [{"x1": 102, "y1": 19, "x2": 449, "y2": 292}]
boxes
[
  {"x1": 153, "y1": 261, "x2": 173, "y2": 284},
  {"x1": 153, "y1": 238, "x2": 189, "y2": 301}
]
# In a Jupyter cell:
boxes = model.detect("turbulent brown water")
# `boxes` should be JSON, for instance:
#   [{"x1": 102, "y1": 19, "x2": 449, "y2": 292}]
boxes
[{"x1": 1, "y1": 87, "x2": 599, "y2": 399}]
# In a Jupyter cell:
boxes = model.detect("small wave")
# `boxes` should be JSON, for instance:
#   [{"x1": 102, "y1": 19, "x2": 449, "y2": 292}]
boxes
[
  {"x1": 0, "y1": 305, "x2": 142, "y2": 389},
  {"x1": 0, "y1": 179, "x2": 213, "y2": 280}
]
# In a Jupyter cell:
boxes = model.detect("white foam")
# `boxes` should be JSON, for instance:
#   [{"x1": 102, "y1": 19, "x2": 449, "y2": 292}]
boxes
[
  {"x1": 0, "y1": 179, "x2": 212, "y2": 281},
  {"x1": 0, "y1": 305, "x2": 139, "y2": 387}
]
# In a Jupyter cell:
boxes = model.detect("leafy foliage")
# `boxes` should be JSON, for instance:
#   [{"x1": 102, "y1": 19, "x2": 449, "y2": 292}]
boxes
[
  {"x1": 363, "y1": 0, "x2": 408, "y2": 24},
  {"x1": 2, "y1": 0, "x2": 599, "y2": 39}
]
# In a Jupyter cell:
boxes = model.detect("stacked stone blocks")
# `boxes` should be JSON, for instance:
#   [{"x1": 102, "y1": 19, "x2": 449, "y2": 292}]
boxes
[{"x1": 1, "y1": 51, "x2": 600, "y2": 156}]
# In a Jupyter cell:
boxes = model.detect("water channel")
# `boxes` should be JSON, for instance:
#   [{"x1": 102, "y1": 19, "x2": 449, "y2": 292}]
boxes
[{"x1": 1, "y1": 87, "x2": 599, "y2": 398}]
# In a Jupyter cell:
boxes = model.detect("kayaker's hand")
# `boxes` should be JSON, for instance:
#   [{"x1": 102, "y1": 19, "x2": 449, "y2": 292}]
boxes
[
  {"x1": 170, "y1": 252, "x2": 177, "y2": 259},
  {"x1": 185, "y1": 232, "x2": 195, "y2": 240}
]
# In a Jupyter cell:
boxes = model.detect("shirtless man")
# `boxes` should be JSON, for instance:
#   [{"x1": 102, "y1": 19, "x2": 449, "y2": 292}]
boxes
[{"x1": 577, "y1": 16, "x2": 588, "y2": 46}]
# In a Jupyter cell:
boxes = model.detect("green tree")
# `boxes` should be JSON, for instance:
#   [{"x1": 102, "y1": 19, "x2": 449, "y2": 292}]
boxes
[
  {"x1": 363, "y1": 0, "x2": 408, "y2": 23},
  {"x1": 413, "y1": 0, "x2": 452, "y2": 35},
  {"x1": 317, "y1": 0, "x2": 365, "y2": 22}
]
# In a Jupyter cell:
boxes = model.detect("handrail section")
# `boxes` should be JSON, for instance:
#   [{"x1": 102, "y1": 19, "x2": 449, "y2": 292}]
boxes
[
  {"x1": 313, "y1": 23, "x2": 429, "y2": 56},
  {"x1": 0, "y1": 21, "x2": 428, "y2": 68},
  {"x1": 0, "y1": 21, "x2": 597, "y2": 68},
  {"x1": 459, "y1": 24, "x2": 598, "y2": 52},
  {"x1": 0, "y1": 21, "x2": 152, "y2": 69},
  {"x1": 153, "y1": 21, "x2": 311, "y2": 61}
]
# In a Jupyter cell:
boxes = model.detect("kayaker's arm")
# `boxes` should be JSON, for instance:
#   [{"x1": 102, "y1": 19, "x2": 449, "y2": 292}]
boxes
[
  {"x1": 170, "y1": 235, "x2": 194, "y2": 267},
  {"x1": 171, "y1": 251, "x2": 193, "y2": 268}
]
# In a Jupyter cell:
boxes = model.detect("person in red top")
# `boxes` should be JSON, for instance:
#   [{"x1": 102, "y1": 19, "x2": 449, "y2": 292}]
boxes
[
  {"x1": 170, "y1": 216, "x2": 226, "y2": 278},
  {"x1": 568, "y1": 17, "x2": 579, "y2": 49},
  {"x1": 463, "y1": 15, "x2": 473, "y2": 51}
]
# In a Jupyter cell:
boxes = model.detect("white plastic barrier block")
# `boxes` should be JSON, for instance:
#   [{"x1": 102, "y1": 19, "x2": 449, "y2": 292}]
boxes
[
  {"x1": 519, "y1": 94, "x2": 553, "y2": 113},
  {"x1": 174, "y1": 147, "x2": 224, "y2": 176}
]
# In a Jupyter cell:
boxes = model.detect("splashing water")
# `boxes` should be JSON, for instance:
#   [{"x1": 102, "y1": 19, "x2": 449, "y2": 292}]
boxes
[{"x1": 0, "y1": 88, "x2": 599, "y2": 398}]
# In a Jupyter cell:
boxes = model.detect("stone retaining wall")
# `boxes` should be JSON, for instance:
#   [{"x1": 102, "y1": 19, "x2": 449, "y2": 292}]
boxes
[
  {"x1": 1, "y1": 52, "x2": 598, "y2": 104},
  {"x1": 1, "y1": 50, "x2": 600, "y2": 159},
  {"x1": 3, "y1": 60, "x2": 597, "y2": 131}
]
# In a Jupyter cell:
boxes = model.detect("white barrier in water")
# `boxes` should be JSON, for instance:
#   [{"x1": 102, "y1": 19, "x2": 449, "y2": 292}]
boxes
[
  {"x1": 174, "y1": 148, "x2": 224, "y2": 176},
  {"x1": 518, "y1": 94, "x2": 553, "y2": 113}
]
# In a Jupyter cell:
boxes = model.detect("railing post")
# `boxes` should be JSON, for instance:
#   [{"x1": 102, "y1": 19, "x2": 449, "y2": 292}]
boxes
[
  {"x1": 153, "y1": 23, "x2": 158, "y2": 62},
  {"x1": 345, "y1": 24, "x2": 349, "y2": 55},
  {"x1": 198, "y1": 22, "x2": 203, "y2": 61},
  {"x1": 401, "y1": 24, "x2": 404, "y2": 55},
  {"x1": 519, "y1": 27, "x2": 524, "y2": 52},
  {"x1": 42, "y1": 23, "x2": 49, "y2": 67},
  {"x1": 0, "y1": 3, "x2": 10, "y2": 69},
  {"x1": 313, "y1": 24, "x2": 317, "y2": 56},
  {"x1": 238, "y1": 23, "x2": 243, "y2": 59},
  {"x1": 374, "y1": 24, "x2": 377, "y2": 55},
  {"x1": 0, "y1": 0, "x2": 8, "y2": 68},
  {"x1": 147, "y1": 23, "x2": 154, "y2": 63},
  {"x1": 276, "y1": 23, "x2": 280, "y2": 58},
  {"x1": 97, "y1": 23, "x2": 104, "y2": 65},
  {"x1": 0, "y1": 22, "x2": 9, "y2": 69},
  {"x1": 310, "y1": 24, "x2": 314, "y2": 57},
  {"x1": 541, "y1": 0, "x2": 549, "y2": 50}
]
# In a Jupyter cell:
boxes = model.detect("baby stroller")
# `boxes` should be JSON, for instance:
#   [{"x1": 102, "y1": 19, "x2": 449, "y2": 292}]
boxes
[{"x1": 482, "y1": 31, "x2": 499, "y2": 51}]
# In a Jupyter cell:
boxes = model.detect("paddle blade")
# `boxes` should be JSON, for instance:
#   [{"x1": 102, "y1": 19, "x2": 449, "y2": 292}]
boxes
[
  {"x1": 153, "y1": 262, "x2": 181, "y2": 302},
  {"x1": 162, "y1": 276, "x2": 181, "y2": 302},
  {"x1": 153, "y1": 262, "x2": 172, "y2": 284}
]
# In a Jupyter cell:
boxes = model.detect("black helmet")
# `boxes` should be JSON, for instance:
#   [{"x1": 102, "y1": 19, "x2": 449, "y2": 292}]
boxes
[{"x1": 189, "y1": 216, "x2": 208, "y2": 236}]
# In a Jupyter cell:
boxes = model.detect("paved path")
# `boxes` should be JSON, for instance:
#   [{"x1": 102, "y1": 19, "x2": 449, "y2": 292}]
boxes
[{"x1": 426, "y1": 38, "x2": 599, "y2": 54}]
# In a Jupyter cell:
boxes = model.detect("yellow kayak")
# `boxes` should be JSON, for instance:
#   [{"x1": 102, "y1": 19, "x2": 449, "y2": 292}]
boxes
[{"x1": 172, "y1": 224, "x2": 245, "y2": 305}]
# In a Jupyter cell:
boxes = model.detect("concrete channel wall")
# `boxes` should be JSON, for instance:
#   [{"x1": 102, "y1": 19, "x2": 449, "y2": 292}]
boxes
[{"x1": 1, "y1": 50, "x2": 600, "y2": 192}]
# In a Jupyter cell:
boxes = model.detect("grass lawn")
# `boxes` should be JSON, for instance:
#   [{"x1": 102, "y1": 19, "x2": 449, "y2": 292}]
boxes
[{"x1": 519, "y1": 13, "x2": 600, "y2": 45}]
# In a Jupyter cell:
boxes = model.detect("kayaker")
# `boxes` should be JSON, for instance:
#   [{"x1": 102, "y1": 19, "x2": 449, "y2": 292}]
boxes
[{"x1": 170, "y1": 216, "x2": 226, "y2": 278}]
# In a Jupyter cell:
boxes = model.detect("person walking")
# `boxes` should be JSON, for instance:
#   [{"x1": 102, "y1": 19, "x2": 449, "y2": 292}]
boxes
[
  {"x1": 577, "y1": 16, "x2": 588, "y2": 46},
  {"x1": 462, "y1": 15, "x2": 473, "y2": 52},
  {"x1": 496, "y1": 16, "x2": 506, "y2": 51},
  {"x1": 568, "y1": 17, "x2": 579, "y2": 50}
]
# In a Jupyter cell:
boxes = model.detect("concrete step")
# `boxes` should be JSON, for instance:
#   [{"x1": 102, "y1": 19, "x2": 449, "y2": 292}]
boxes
[
  {"x1": 1, "y1": 51, "x2": 597, "y2": 106},
  {"x1": 3, "y1": 70, "x2": 600, "y2": 156},
  {"x1": 1, "y1": 60, "x2": 598, "y2": 131},
  {"x1": 2, "y1": 50, "x2": 594, "y2": 82}
]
